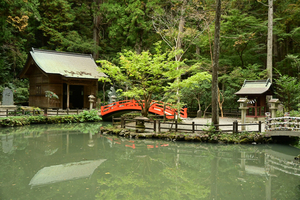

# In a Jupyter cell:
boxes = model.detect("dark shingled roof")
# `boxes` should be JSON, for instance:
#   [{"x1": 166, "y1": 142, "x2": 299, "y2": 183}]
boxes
[
  {"x1": 235, "y1": 79, "x2": 273, "y2": 95},
  {"x1": 19, "y1": 48, "x2": 107, "y2": 79}
]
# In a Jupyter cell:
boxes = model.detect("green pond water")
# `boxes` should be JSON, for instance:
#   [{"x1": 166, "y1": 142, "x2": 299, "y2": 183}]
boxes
[{"x1": 0, "y1": 122, "x2": 300, "y2": 200}]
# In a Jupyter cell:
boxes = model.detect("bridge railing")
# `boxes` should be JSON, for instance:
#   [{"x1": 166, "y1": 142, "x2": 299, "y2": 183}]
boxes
[
  {"x1": 101, "y1": 100, "x2": 187, "y2": 119},
  {"x1": 265, "y1": 116, "x2": 300, "y2": 131}
]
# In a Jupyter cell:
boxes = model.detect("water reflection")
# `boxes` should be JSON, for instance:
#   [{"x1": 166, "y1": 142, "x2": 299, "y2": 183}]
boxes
[{"x1": 0, "y1": 123, "x2": 299, "y2": 200}]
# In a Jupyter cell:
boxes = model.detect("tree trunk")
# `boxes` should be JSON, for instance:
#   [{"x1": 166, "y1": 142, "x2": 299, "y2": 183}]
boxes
[
  {"x1": 102, "y1": 81, "x2": 106, "y2": 104},
  {"x1": 175, "y1": 0, "x2": 186, "y2": 118},
  {"x1": 212, "y1": 0, "x2": 221, "y2": 129},
  {"x1": 267, "y1": 0, "x2": 273, "y2": 82},
  {"x1": 93, "y1": 0, "x2": 102, "y2": 60},
  {"x1": 218, "y1": 87, "x2": 224, "y2": 118}
]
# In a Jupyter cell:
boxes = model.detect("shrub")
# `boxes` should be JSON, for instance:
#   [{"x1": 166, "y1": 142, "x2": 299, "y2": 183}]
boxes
[
  {"x1": 78, "y1": 109, "x2": 101, "y2": 122},
  {"x1": 0, "y1": 110, "x2": 102, "y2": 127}
]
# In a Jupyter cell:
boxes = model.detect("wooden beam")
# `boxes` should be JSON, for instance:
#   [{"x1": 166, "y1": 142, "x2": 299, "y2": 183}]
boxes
[{"x1": 67, "y1": 83, "x2": 70, "y2": 110}]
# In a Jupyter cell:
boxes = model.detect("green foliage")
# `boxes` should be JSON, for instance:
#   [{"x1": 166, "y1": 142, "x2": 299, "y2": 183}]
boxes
[
  {"x1": 78, "y1": 109, "x2": 101, "y2": 122},
  {"x1": 2, "y1": 0, "x2": 300, "y2": 116},
  {"x1": 98, "y1": 43, "x2": 184, "y2": 117},
  {"x1": 275, "y1": 74, "x2": 300, "y2": 111},
  {"x1": 0, "y1": 110, "x2": 101, "y2": 127},
  {"x1": 180, "y1": 72, "x2": 212, "y2": 112},
  {"x1": 289, "y1": 110, "x2": 300, "y2": 117}
]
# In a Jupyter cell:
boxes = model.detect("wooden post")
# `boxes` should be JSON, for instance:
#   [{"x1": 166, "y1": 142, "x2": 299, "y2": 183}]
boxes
[
  {"x1": 175, "y1": 120, "x2": 178, "y2": 132},
  {"x1": 259, "y1": 121, "x2": 262, "y2": 132},
  {"x1": 77, "y1": 109, "x2": 79, "y2": 115},
  {"x1": 44, "y1": 108, "x2": 47, "y2": 115},
  {"x1": 153, "y1": 120, "x2": 157, "y2": 132},
  {"x1": 135, "y1": 119, "x2": 138, "y2": 133},
  {"x1": 67, "y1": 109, "x2": 69, "y2": 115},
  {"x1": 158, "y1": 120, "x2": 161, "y2": 133},
  {"x1": 233, "y1": 121, "x2": 236, "y2": 134},
  {"x1": 192, "y1": 121, "x2": 195, "y2": 133},
  {"x1": 233, "y1": 120, "x2": 239, "y2": 134},
  {"x1": 67, "y1": 83, "x2": 70, "y2": 110},
  {"x1": 121, "y1": 117, "x2": 124, "y2": 128},
  {"x1": 57, "y1": 109, "x2": 59, "y2": 116}
]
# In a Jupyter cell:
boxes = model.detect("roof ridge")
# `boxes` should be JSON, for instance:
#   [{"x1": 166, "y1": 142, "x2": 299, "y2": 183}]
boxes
[
  {"x1": 31, "y1": 48, "x2": 92, "y2": 58},
  {"x1": 245, "y1": 79, "x2": 268, "y2": 83}
]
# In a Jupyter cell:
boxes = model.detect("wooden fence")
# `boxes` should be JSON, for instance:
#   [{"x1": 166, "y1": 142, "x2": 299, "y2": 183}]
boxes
[
  {"x1": 112, "y1": 117, "x2": 262, "y2": 133},
  {"x1": 0, "y1": 108, "x2": 89, "y2": 117}
]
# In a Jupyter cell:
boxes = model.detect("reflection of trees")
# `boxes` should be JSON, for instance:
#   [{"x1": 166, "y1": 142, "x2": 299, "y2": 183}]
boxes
[
  {"x1": 0, "y1": 122, "x2": 104, "y2": 136},
  {"x1": 1, "y1": 126, "x2": 300, "y2": 200},
  {"x1": 96, "y1": 154, "x2": 210, "y2": 200}
]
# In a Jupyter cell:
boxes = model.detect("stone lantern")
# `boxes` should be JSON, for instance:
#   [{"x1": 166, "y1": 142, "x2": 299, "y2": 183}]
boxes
[
  {"x1": 111, "y1": 95, "x2": 117, "y2": 103},
  {"x1": 269, "y1": 99, "x2": 280, "y2": 118},
  {"x1": 88, "y1": 95, "x2": 95, "y2": 110},
  {"x1": 238, "y1": 98, "x2": 249, "y2": 130}
]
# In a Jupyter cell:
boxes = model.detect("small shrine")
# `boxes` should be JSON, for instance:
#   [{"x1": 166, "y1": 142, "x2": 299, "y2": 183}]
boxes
[{"x1": 235, "y1": 79, "x2": 273, "y2": 119}]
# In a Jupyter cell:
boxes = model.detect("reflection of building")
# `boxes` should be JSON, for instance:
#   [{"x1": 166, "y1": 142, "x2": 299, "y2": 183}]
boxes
[
  {"x1": 1, "y1": 135, "x2": 14, "y2": 153},
  {"x1": 29, "y1": 159, "x2": 106, "y2": 188},
  {"x1": 19, "y1": 48, "x2": 107, "y2": 109}
]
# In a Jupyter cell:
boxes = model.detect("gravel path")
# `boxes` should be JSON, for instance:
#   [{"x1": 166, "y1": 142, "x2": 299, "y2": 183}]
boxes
[{"x1": 182, "y1": 117, "x2": 265, "y2": 132}]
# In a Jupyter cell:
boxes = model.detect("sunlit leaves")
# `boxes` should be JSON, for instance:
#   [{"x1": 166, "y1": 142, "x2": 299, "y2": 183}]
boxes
[{"x1": 97, "y1": 43, "x2": 184, "y2": 116}]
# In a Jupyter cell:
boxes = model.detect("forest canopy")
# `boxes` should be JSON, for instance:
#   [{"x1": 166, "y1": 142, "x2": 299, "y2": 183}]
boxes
[{"x1": 1, "y1": 0, "x2": 300, "y2": 112}]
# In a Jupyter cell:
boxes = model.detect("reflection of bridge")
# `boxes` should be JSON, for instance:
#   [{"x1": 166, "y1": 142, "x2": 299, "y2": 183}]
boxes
[
  {"x1": 104, "y1": 135, "x2": 300, "y2": 177},
  {"x1": 265, "y1": 117, "x2": 300, "y2": 137},
  {"x1": 100, "y1": 100, "x2": 187, "y2": 119}
]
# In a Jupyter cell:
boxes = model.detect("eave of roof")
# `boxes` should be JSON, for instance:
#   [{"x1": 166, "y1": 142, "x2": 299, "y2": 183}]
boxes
[
  {"x1": 20, "y1": 48, "x2": 107, "y2": 79},
  {"x1": 235, "y1": 79, "x2": 273, "y2": 95}
]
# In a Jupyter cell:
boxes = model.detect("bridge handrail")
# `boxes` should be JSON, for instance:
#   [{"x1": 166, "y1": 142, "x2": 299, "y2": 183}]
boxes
[
  {"x1": 101, "y1": 99, "x2": 187, "y2": 119},
  {"x1": 265, "y1": 116, "x2": 300, "y2": 131}
]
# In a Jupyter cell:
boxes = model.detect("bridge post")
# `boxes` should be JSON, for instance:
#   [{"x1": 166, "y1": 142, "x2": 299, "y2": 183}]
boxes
[
  {"x1": 175, "y1": 120, "x2": 178, "y2": 132},
  {"x1": 153, "y1": 120, "x2": 156, "y2": 132},
  {"x1": 258, "y1": 121, "x2": 262, "y2": 132}
]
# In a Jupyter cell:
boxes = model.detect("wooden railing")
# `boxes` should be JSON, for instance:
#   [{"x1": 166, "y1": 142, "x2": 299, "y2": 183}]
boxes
[
  {"x1": 0, "y1": 109, "x2": 90, "y2": 117},
  {"x1": 112, "y1": 117, "x2": 262, "y2": 133}
]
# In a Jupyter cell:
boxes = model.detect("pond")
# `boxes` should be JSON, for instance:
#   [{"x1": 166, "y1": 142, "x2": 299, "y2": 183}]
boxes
[{"x1": 0, "y1": 122, "x2": 300, "y2": 200}]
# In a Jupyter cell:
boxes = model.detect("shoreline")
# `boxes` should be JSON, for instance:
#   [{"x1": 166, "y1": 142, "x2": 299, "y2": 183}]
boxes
[{"x1": 99, "y1": 126, "x2": 273, "y2": 144}]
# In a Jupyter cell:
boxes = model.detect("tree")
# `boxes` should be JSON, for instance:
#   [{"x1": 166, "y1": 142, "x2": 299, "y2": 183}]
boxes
[
  {"x1": 212, "y1": 0, "x2": 221, "y2": 128},
  {"x1": 267, "y1": 0, "x2": 273, "y2": 82},
  {"x1": 180, "y1": 72, "x2": 212, "y2": 117},
  {"x1": 97, "y1": 44, "x2": 184, "y2": 117},
  {"x1": 275, "y1": 74, "x2": 300, "y2": 111}
]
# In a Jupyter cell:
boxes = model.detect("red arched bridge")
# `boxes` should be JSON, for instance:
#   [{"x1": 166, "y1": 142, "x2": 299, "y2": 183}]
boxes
[{"x1": 101, "y1": 100, "x2": 187, "y2": 119}]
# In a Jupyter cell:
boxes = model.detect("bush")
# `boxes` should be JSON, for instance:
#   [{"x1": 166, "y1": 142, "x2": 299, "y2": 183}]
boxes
[
  {"x1": 0, "y1": 110, "x2": 102, "y2": 127},
  {"x1": 78, "y1": 109, "x2": 101, "y2": 122}
]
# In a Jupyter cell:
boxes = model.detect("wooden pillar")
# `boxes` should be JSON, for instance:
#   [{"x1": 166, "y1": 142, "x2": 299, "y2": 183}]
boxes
[
  {"x1": 255, "y1": 102, "x2": 258, "y2": 117},
  {"x1": 67, "y1": 83, "x2": 70, "y2": 110}
]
